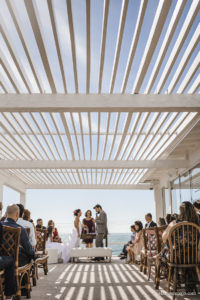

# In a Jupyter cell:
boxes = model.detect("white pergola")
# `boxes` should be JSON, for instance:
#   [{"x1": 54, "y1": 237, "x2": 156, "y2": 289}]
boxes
[{"x1": 0, "y1": 0, "x2": 200, "y2": 220}]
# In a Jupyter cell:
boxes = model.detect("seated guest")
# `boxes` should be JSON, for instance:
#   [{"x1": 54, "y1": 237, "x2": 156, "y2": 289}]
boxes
[
  {"x1": 126, "y1": 221, "x2": 143, "y2": 264},
  {"x1": 0, "y1": 202, "x2": 6, "y2": 222},
  {"x1": 193, "y1": 200, "x2": 200, "y2": 217},
  {"x1": 163, "y1": 202, "x2": 199, "y2": 244},
  {"x1": 47, "y1": 220, "x2": 62, "y2": 243},
  {"x1": 16, "y1": 204, "x2": 36, "y2": 248},
  {"x1": 158, "y1": 217, "x2": 166, "y2": 226},
  {"x1": 158, "y1": 201, "x2": 199, "y2": 290},
  {"x1": 36, "y1": 218, "x2": 46, "y2": 230},
  {"x1": 119, "y1": 225, "x2": 136, "y2": 260},
  {"x1": 2, "y1": 205, "x2": 35, "y2": 297},
  {"x1": 1, "y1": 205, "x2": 35, "y2": 267},
  {"x1": 165, "y1": 213, "x2": 177, "y2": 225},
  {"x1": 23, "y1": 209, "x2": 31, "y2": 221},
  {"x1": 46, "y1": 226, "x2": 66, "y2": 262},
  {"x1": 0, "y1": 205, "x2": 16, "y2": 300},
  {"x1": 145, "y1": 213, "x2": 157, "y2": 228}
]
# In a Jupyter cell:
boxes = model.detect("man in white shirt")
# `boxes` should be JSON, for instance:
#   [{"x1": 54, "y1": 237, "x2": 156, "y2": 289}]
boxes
[{"x1": 16, "y1": 204, "x2": 36, "y2": 248}]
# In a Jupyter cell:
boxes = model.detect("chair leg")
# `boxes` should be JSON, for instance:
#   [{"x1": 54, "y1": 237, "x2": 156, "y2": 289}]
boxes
[
  {"x1": 144, "y1": 256, "x2": 147, "y2": 274},
  {"x1": 168, "y1": 266, "x2": 172, "y2": 292},
  {"x1": 155, "y1": 260, "x2": 161, "y2": 289},
  {"x1": 25, "y1": 270, "x2": 31, "y2": 299},
  {"x1": 35, "y1": 264, "x2": 39, "y2": 280},
  {"x1": 154, "y1": 264, "x2": 157, "y2": 285},
  {"x1": 195, "y1": 265, "x2": 200, "y2": 282},
  {"x1": 0, "y1": 280, "x2": 4, "y2": 300},
  {"x1": 173, "y1": 267, "x2": 177, "y2": 295},
  {"x1": 44, "y1": 262, "x2": 48, "y2": 275},
  {"x1": 32, "y1": 264, "x2": 37, "y2": 286},
  {"x1": 140, "y1": 254, "x2": 143, "y2": 272},
  {"x1": 147, "y1": 261, "x2": 151, "y2": 281}
]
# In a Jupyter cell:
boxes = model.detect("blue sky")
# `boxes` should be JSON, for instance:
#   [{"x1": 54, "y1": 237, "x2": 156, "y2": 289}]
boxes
[
  {"x1": 0, "y1": 0, "x2": 199, "y2": 94},
  {"x1": 2, "y1": 186, "x2": 155, "y2": 233}
]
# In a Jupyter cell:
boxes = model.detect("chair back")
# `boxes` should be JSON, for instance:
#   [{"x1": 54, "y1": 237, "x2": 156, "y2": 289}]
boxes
[
  {"x1": 155, "y1": 225, "x2": 167, "y2": 253},
  {"x1": 143, "y1": 227, "x2": 157, "y2": 254},
  {"x1": 0, "y1": 226, "x2": 21, "y2": 267},
  {"x1": 36, "y1": 229, "x2": 47, "y2": 255},
  {"x1": 145, "y1": 227, "x2": 157, "y2": 253},
  {"x1": 25, "y1": 227, "x2": 30, "y2": 237},
  {"x1": 168, "y1": 222, "x2": 200, "y2": 265}
]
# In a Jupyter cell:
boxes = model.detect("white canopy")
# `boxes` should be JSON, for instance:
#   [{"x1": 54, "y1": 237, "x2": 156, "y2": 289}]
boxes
[{"x1": 0, "y1": 0, "x2": 199, "y2": 191}]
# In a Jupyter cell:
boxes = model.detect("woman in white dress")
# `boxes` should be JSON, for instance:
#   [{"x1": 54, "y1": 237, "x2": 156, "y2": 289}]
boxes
[
  {"x1": 74, "y1": 209, "x2": 82, "y2": 247},
  {"x1": 64, "y1": 209, "x2": 82, "y2": 262},
  {"x1": 46, "y1": 226, "x2": 66, "y2": 261}
]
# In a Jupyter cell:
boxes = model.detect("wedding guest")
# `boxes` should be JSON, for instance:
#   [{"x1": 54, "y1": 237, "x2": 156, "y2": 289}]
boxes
[
  {"x1": 36, "y1": 218, "x2": 46, "y2": 230},
  {"x1": 157, "y1": 201, "x2": 199, "y2": 290},
  {"x1": 74, "y1": 209, "x2": 82, "y2": 247},
  {"x1": 165, "y1": 213, "x2": 177, "y2": 225},
  {"x1": 0, "y1": 204, "x2": 16, "y2": 300},
  {"x1": 119, "y1": 225, "x2": 136, "y2": 260},
  {"x1": 47, "y1": 220, "x2": 62, "y2": 243},
  {"x1": 23, "y1": 209, "x2": 31, "y2": 221},
  {"x1": 126, "y1": 221, "x2": 143, "y2": 264},
  {"x1": 162, "y1": 202, "x2": 199, "y2": 244},
  {"x1": 16, "y1": 204, "x2": 36, "y2": 248},
  {"x1": 158, "y1": 217, "x2": 166, "y2": 226},
  {"x1": 46, "y1": 226, "x2": 66, "y2": 262},
  {"x1": 0, "y1": 202, "x2": 6, "y2": 222},
  {"x1": 145, "y1": 213, "x2": 157, "y2": 228},
  {"x1": 1, "y1": 205, "x2": 35, "y2": 296},
  {"x1": 193, "y1": 200, "x2": 200, "y2": 216},
  {"x1": 82, "y1": 210, "x2": 95, "y2": 248}
]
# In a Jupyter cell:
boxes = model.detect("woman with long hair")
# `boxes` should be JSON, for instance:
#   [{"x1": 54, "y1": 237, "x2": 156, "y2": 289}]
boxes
[
  {"x1": 162, "y1": 201, "x2": 199, "y2": 243},
  {"x1": 73, "y1": 209, "x2": 82, "y2": 247},
  {"x1": 47, "y1": 220, "x2": 62, "y2": 243},
  {"x1": 64, "y1": 209, "x2": 82, "y2": 262},
  {"x1": 158, "y1": 201, "x2": 199, "y2": 291},
  {"x1": 46, "y1": 224, "x2": 66, "y2": 262},
  {"x1": 126, "y1": 220, "x2": 143, "y2": 264},
  {"x1": 82, "y1": 210, "x2": 95, "y2": 248}
]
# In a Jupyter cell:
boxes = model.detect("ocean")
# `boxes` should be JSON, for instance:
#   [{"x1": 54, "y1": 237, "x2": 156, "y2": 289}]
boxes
[{"x1": 60, "y1": 233, "x2": 130, "y2": 255}]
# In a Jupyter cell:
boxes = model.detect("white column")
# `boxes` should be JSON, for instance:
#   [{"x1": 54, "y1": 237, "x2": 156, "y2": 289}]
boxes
[
  {"x1": 20, "y1": 191, "x2": 26, "y2": 208},
  {"x1": 0, "y1": 183, "x2": 3, "y2": 218},
  {"x1": 168, "y1": 181, "x2": 173, "y2": 214},
  {"x1": 153, "y1": 182, "x2": 165, "y2": 222}
]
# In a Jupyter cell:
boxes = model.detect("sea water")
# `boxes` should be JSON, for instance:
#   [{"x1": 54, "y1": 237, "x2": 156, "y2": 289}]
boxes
[{"x1": 60, "y1": 233, "x2": 130, "y2": 255}]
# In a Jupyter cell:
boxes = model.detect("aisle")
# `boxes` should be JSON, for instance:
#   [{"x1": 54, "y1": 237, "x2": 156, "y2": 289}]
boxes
[{"x1": 31, "y1": 258, "x2": 199, "y2": 300}]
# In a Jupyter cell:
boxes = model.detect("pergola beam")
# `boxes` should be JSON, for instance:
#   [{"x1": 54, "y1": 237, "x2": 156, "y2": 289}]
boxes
[
  {"x1": 0, "y1": 171, "x2": 27, "y2": 193},
  {"x1": 26, "y1": 183, "x2": 150, "y2": 190},
  {"x1": 0, "y1": 160, "x2": 189, "y2": 169},
  {"x1": 0, "y1": 94, "x2": 200, "y2": 112}
]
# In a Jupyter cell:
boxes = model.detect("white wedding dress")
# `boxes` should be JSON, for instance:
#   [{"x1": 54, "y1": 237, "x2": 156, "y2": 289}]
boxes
[{"x1": 64, "y1": 220, "x2": 82, "y2": 262}]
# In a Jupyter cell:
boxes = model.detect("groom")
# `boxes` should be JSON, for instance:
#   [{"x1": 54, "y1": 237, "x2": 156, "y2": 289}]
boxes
[{"x1": 93, "y1": 204, "x2": 108, "y2": 261}]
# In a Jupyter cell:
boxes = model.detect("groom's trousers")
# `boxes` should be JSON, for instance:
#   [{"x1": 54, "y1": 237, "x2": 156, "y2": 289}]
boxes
[{"x1": 96, "y1": 233, "x2": 104, "y2": 247}]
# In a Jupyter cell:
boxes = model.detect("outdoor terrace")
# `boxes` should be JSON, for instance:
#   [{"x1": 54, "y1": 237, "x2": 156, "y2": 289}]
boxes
[{"x1": 31, "y1": 258, "x2": 199, "y2": 300}]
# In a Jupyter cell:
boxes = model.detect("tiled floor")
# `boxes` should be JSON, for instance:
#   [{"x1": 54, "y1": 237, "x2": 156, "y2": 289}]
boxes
[{"x1": 31, "y1": 258, "x2": 199, "y2": 300}]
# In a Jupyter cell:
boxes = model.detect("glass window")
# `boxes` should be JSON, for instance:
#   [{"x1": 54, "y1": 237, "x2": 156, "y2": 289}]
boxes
[{"x1": 171, "y1": 163, "x2": 200, "y2": 213}]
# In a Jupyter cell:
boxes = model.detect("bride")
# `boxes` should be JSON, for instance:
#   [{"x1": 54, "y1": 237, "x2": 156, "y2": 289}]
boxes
[{"x1": 64, "y1": 209, "x2": 82, "y2": 262}]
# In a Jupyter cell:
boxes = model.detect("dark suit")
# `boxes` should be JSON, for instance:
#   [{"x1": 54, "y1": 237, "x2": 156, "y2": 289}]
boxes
[
  {"x1": 1, "y1": 218, "x2": 35, "y2": 266},
  {"x1": 145, "y1": 221, "x2": 157, "y2": 228},
  {"x1": 0, "y1": 223, "x2": 16, "y2": 297}
]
